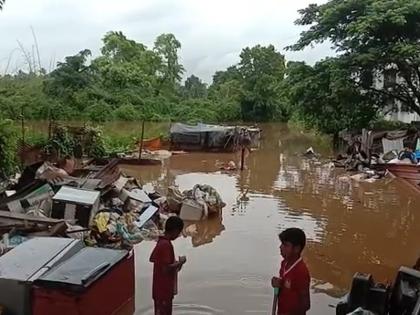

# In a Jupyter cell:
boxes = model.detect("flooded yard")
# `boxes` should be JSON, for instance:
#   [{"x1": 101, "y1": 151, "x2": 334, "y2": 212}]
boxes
[{"x1": 116, "y1": 123, "x2": 420, "y2": 315}]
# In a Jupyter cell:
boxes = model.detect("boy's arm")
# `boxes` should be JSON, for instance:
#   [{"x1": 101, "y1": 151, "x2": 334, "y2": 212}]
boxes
[
  {"x1": 166, "y1": 261, "x2": 183, "y2": 271},
  {"x1": 150, "y1": 241, "x2": 175, "y2": 269},
  {"x1": 151, "y1": 243, "x2": 186, "y2": 273}
]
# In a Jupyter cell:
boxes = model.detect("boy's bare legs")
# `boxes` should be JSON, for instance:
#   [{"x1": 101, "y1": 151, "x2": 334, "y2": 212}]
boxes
[{"x1": 154, "y1": 300, "x2": 173, "y2": 315}]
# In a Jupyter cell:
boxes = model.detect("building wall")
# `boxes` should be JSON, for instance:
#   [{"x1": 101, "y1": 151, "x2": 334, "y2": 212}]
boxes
[
  {"x1": 375, "y1": 71, "x2": 420, "y2": 123},
  {"x1": 385, "y1": 108, "x2": 420, "y2": 124}
]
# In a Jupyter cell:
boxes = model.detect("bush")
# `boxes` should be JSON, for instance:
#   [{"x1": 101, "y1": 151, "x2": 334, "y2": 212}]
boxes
[
  {"x1": 113, "y1": 104, "x2": 140, "y2": 121},
  {"x1": 86, "y1": 100, "x2": 113, "y2": 123},
  {"x1": 0, "y1": 119, "x2": 19, "y2": 179}
]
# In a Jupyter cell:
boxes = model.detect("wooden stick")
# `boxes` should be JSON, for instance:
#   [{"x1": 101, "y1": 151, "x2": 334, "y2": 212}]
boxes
[
  {"x1": 139, "y1": 120, "x2": 145, "y2": 161},
  {"x1": 271, "y1": 288, "x2": 279, "y2": 315}
]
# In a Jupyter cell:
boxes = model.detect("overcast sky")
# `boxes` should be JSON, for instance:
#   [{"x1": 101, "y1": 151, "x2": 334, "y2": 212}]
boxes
[{"x1": 0, "y1": 0, "x2": 332, "y2": 82}]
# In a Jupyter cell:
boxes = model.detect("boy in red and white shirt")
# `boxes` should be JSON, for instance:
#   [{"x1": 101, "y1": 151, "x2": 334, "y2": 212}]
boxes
[{"x1": 272, "y1": 228, "x2": 311, "y2": 315}]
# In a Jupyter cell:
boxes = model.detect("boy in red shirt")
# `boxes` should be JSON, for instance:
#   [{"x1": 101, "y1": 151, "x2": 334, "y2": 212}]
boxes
[
  {"x1": 150, "y1": 216, "x2": 186, "y2": 315},
  {"x1": 271, "y1": 228, "x2": 311, "y2": 315}
]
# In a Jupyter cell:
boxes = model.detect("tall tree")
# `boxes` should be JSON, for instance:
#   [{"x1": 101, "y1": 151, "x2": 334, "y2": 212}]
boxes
[
  {"x1": 0, "y1": 0, "x2": 5, "y2": 10},
  {"x1": 237, "y1": 45, "x2": 287, "y2": 121},
  {"x1": 285, "y1": 58, "x2": 377, "y2": 137},
  {"x1": 289, "y1": 0, "x2": 420, "y2": 115},
  {"x1": 93, "y1": 31, "x2": 160, "y2": 93},
  {"x1": 44, "y1": 49, "x2": 92, "y2": 98},
  {"x1": 183, "y1": 75, "x2": 207, "y2": 98},
  {"x1": 43, "y1": 49, "x2": 94, "y2": 115},
  {"x1": 154, "y1": 34, "x2": 185, "y2": 87}
]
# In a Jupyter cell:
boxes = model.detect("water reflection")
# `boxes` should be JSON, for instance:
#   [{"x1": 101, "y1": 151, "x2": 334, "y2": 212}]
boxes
[{"x1": 183, "y1": 216, "x2": 225, "y2": 248}]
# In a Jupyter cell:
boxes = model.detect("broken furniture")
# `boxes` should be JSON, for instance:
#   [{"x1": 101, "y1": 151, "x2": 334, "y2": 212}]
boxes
[
  {"x1": 32, "y1": 247, "x2": 134, "y2": 315},
  {"x1": 52, "y1": 186, "x2": 100, "y2": 228},
  {"x1": 0, "y1": 237, "x2": 84, "y2": 315}
]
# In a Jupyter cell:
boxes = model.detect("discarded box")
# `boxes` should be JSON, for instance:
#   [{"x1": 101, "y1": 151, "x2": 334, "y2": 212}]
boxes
[
  {"x1": 179, "y1": 199, "x2": 204, "y2": 221},
  {"x1": 135, "y1": 205, "x2": 158, "y2": 228},
  {"x1": 6, "y1": 183, "x2": 54, "y2": 215},
  {"x1": 119, "y1": 188, "x2": 151, "y2": 203},
  {"x1": 32, "y1": 248, "x2": 135, "y2": 315},
  {"x1": 52, "y1": 186, "x2": 100, "y2": 228},
  {"x1": 0, "y1": 237, "x2": 84, "y2": 315},
  {"x1": 167, "y1": 186, "x2": 183, "y2": 213}
]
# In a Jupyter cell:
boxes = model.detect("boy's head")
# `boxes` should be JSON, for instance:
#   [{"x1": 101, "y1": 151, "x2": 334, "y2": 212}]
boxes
[
  {"x1": 279, "y1": 228, "x2": 306, "y2": 260},
  {"x1": 165, "y1": 216, "x2": 184, "y2": 240}
]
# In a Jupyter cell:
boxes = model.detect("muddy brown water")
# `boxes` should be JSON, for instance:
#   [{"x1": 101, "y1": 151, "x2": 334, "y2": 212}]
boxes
[{"x1": 28, "y1": 121, "x2": 420, "y2": 314}]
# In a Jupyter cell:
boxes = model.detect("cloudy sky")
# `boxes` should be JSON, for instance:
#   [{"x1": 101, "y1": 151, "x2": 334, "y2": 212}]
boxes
[{"x1": 0, "y1": 0, "x2": 332, "y2": 82}]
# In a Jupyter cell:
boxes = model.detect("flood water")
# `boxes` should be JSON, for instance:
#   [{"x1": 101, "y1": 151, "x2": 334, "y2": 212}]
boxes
[
  {"x1": 114, "y1": 123, "x2": 420, "y2": 315},
  {"x1": 27, "y1": 121, "x2": 420, "y2": 314}
]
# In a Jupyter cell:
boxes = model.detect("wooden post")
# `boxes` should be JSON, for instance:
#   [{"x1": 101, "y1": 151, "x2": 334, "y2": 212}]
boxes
[
  {"x1": 240, "y1": 147, "x2": 245, "y2": 171},
  {"x1": 20, "y1": 106, "x2": 25, "y2": 145},
  {"x1": 47, "y1": 105, "x2": 52, "y2": 140},
  {"x1": 138, "y1": 120, "x2": 145, "y2": 161},
  {"x1": 20, "y1": 106, "x2": 25, "y2": 168}
]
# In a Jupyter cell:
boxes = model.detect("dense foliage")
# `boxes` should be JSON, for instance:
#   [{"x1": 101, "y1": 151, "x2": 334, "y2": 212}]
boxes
[
  {"x1": 0, "y1": 32, "x2": 289, "y2": 124},
  {"x1": 284, "y1": 58, "x2": 378, "y2": 136},
  {"x1": 0, "y1": 118, "x2": 18, "y2": 179},
  {"x1": 289, "y1": 0, "x2": 420, "y2": 116},
  {"x1": 2, "y1": 0, "x2": 420, "y2": 176}
]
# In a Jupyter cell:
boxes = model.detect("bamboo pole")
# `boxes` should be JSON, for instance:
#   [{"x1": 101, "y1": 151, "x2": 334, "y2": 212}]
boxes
[{"x1": 139, "y1": 120, "x2": 145, "y2": 161}]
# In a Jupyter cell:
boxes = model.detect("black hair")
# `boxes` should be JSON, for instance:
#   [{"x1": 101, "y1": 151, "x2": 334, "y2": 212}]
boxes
[
  {"x1": 165, "y1": 216, "x2": 184, "y2": 233},
  {"x1": 279, "y1": 228, "x2": 306, "y2": 251}
]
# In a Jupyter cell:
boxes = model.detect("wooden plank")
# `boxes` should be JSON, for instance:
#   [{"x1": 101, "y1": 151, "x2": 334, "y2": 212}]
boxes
[{"x1": 0, "y1": 210, "x2": 66, "y2": 224}]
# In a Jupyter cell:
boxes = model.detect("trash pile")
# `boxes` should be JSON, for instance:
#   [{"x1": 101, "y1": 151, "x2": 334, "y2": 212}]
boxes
[
  {"x1": 163, "y1": 184, "x2": 226, "y2": 221},
  {"x1": 333, "y1": 128, "x2": 420, "y2": 184},
  {"x1": 0, "y1": 157, "x2": 225, "y2": 255},
  {"x1": 337, "y1": 128, "x2": 420, "y2": 167}
]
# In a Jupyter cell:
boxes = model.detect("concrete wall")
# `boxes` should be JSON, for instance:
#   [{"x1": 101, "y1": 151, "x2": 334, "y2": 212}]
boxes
[{"x1": 374, "y1": 70, "x2": 420, "y2": 123}]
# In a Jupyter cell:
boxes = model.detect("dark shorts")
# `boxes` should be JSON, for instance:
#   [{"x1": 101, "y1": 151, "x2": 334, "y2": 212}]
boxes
[{"x1": 154, "y1": 300, "x2": 173, "y2": 315}]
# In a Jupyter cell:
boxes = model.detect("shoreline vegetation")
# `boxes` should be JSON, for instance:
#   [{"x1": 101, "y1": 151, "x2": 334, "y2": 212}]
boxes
[{"x1": 2, "y1": 0, "x2": 420, "y2": 178}]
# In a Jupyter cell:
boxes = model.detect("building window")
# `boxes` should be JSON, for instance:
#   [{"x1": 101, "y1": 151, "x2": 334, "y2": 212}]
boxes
[{"x1": 383, "y1": 69, "x2": 397, "y2": 89}]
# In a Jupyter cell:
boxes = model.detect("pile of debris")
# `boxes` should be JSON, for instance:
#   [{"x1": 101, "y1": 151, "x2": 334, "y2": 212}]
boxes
[
  {"x1": 164, "y1": 184, "x2": 226, "y2": 220},
  {"x1": 333, "y1": 128, "x2": 420, "y2": 183},
  {"x1": 337, "y1": 128, "x2": 420, "y2": 168},
  {"x1": 0, "y1": 157, "x2": 225, "y2": 255}
]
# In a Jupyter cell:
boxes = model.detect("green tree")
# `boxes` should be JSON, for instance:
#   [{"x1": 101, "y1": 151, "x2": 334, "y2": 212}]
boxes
[
  {"x1": 154, "y1": 34, "x2": 185, "y2": 88},
  {"x1": 183, "y1": 75, "x2": 207, "y2": 98},
  {"x1": 0, "y1": 118, "x2": 18, "y2": 179},
  {"x1": 285, "y1": 58, "x2": 377, "y2": 137},
  {"x1": 237, "y1": 45, "x2": 287, "y2": 121},
  {"x1": 43, "y1": 49, "x2": 94, "y2": 117},
  {"x1": 93, "y1": 31, "x2": 161, "y2": 93},
  {"x1": 289, "y1": 0, "x2": 420, "y2": 116}
]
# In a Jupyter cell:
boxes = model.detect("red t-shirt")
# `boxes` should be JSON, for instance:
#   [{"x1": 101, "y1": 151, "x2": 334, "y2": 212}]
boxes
[
  {"x1": 150, "y1": 236, "x2": 176, "y2": 301},
  {"x1": 278, "y1": 258, "x2": 311, "y2": 315}
]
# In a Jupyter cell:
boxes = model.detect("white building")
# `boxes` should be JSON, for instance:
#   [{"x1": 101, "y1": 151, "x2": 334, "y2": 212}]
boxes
[{"x1": 375, "y1": 69, "x2": 420, "y2": 123}]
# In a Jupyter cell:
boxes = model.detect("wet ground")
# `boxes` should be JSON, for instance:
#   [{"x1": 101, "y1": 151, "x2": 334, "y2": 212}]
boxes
[{"x1": 89, "y1": 123, "x2": 420, "y2": 314}]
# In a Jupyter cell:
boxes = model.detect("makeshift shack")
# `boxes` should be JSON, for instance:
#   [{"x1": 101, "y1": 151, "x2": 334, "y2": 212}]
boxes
[{"x1": 170, "y1": 123, "x2": 260, "y2": 152}]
